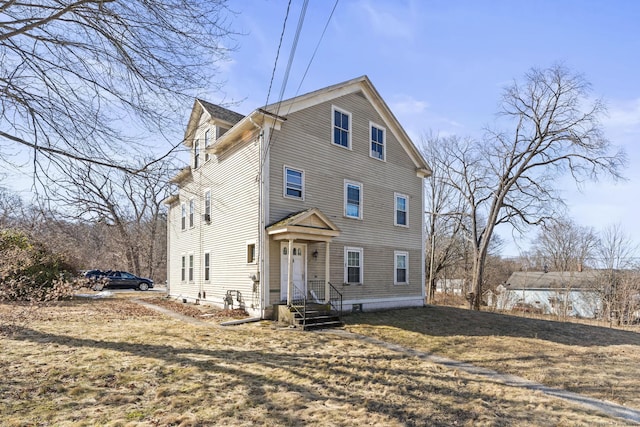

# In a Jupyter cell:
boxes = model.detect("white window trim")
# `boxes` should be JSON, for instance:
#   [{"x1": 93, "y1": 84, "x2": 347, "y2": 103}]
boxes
[
  {"x1": 204, "y1": 129, "x2": 211, "y2": 162},
  {"x1": 394, "y1": 192, "x2": 409, "y2": 227},
  {"x1": 189, "y1": 198, "x2": 195, "y2": 228},
  {"x1": 188, "y1": 253, "x2": 195, "y2": 283},
  {"x1": 193, "y1": 139, "x2": 200, "y2": 169},
  {"x1": 283, "y1": 165, "x2": 305, "y2": 200},
  {"x1": 180, "y1": 254, "x2": 186, "y2": 282},
  {"x1": 180, "y1": 203, "x2": 186, "y2": 231},
  {"x1": 246, "y1": 239, "x2": 257, "y2": 264},
  {"x1": 203, "y1": 189, "x2": 211, "y2": 223},
  {"x1": 331, "y1": 105, "x2": 352, "y2": 150},
  {"x1": 344, "y1": 246, "x2": 364, "y2": 285},
  {"x1": 344, "y1": 179, "x2": 363, "y2": 220},
  {"x1": 394, "y1": 250, "x2": 409, "y2": 285},
  {"x1": 369, "y1": 121, "x2": 386, "y2": 161},
  {"x1": 203, "y1": 251, "x2": 211, "y2": 282}
]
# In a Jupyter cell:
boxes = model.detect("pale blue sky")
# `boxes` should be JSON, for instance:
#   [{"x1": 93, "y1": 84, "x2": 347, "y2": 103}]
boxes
[
  {"x1": 210, "y1": 0, "x2": 640, "y2": 256},
  {"x1": 6, "y1": 1, "x2": 638, "y2": 257}
]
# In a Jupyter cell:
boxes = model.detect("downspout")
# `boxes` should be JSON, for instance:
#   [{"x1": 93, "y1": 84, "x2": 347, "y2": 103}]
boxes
[{"x1": 249, "y1": 116, "x2": 265, "y2": 317}]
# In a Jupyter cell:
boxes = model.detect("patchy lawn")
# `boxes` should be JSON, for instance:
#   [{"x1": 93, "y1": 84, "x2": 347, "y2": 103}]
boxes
[
  {"x1": 345, "y1": 305, "x2": 640, "y2": 409},
  {"x1": 0, "y1": 298, "x2": 630, "y2": 426}
]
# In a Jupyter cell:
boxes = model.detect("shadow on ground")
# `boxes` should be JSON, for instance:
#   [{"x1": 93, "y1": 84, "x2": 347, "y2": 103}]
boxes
[{"x1": 344, "y1": 305, "x2": 640, "y2": 347}]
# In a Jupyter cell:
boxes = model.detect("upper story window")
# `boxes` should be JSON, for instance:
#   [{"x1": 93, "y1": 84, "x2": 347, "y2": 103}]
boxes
[
  {"x1": 181, "y1": 203, "x2": 186, "y2": 231},
  {"x1": 370, "y1": 122, "x2": 386, "y2": 161},
  {"x1": 395, "y1": 193, "x2": 408, "y2": 227},
  {"x1": 332, "y1": 106, "x2": 351, "y2": 149},
  {"x1": 204, "y1": 190, "x2": 211, "y2": 223},
  {"x1": 194, "y1": 139, "x2": 200, "y2": 169},
  {"x1": 189, "y1": 199, "x2": 195, "y2": 228},
  {"x1": 284, "y1": 166, "x2": 304, "y2": 200},
  {"x1": 204, "y1": 129, "x2": 211, "y2": 162},
  {"x1": 344, "y1": 180, "x2": 362, "y2": 219},
  {"x1": 394, "y1": 251, "x2": 408, "y2": 284}
]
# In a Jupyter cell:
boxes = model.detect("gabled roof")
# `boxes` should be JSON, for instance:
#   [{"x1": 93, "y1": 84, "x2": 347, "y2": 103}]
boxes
[
  {"x1": 267, "y1": 208, "x2": 340, "y2": 242},
  {"x1": 207, "y1": 76, "x2": 432, "y2": 177},
  {"x1": 505, "y1": 271, "x2": 600, "y2": 290},
  {"x1": 197, "y1": 99, "x2": 245, "y2": 125},
  {"x1": 182, "y1": 100, "x2": 245, "y2": 148}
]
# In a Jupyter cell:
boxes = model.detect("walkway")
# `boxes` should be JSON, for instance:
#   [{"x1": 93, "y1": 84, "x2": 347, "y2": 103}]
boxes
[
  {"x1": 134, "y1": 299, "x2": 640, "y2": 425},
  {"x1": 328, "y1": 329, "x2": 640, "y2": 425}
]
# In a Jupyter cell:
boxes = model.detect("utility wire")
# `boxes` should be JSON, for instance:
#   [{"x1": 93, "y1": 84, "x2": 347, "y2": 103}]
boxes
[
  {"x1": 275, "y1": 0, "x2": 309, "y2": 114},
  {"x1": 293, "y1": 0, "x2": 339, "y2": 99},
  {"x1": 263, "y1": 0, "x2": 292, "y2": 110},
  {"x1": 261, "y1": 0, "x2": 309, "y2": 164}
]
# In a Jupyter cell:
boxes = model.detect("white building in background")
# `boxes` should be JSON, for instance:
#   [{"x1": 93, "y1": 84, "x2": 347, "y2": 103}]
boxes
[{"x1": 497, "y1": 271, "x2": 602, "y2": 318}]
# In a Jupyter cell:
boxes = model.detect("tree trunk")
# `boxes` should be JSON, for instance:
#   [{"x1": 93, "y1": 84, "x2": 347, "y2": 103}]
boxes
[{"x1": 470, "y1": 243, "x2": 490, "y2": 310}]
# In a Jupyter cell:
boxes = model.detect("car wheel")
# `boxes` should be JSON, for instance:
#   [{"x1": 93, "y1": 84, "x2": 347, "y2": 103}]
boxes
[{"x1": 138, "y1": 282, "x2": 149, "y2": 291}]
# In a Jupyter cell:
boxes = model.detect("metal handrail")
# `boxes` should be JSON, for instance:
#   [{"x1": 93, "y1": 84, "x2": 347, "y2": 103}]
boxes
[
  {"x1": 289, "y1": 283, "x2": 307, "y2": 329},
  {"x1": 328, "y1": 282, "x2": 343, "y2": 315},
  {"x1": 290, "y1": 281, "x2": 343, "y2": 329}
]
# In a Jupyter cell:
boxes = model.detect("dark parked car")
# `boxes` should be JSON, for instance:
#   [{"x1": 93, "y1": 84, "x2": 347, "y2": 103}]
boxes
[{"x1": 84, "y1": 270, "x2": 154, "y2": 291}]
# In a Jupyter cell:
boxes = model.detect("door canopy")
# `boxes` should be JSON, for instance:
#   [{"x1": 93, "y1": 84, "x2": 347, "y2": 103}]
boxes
[{"x1": 267, "y1": 208, "x2": 340, "y2": 242}]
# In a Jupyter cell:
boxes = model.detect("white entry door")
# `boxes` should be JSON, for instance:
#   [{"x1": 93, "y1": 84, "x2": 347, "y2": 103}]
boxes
[{"x1": 280, "y1": 243, "x2": 306, "y2": 301}]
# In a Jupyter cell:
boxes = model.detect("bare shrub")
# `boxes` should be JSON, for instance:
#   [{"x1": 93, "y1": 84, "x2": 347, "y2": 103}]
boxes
[{"x1": 0, "y1": 228, "x2": 85, "y2": 334}]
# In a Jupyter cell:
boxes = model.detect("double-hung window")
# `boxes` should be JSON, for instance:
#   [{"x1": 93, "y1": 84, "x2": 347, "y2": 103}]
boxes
[
  {"x1": 181, "y1": 203, "x2": 186, "y2": 231},
  {"x1": 345, "y1": 247, "x2": 363, "y2": 284},
  {"x1": 370, "y1": 123, "x2": 385, "y2": 160},
  {"x1": 284, "y1": 166, "x2": 304, "y2": 199},
  {"x1": 194, "y1": 140, "x2": 200, "y2": 169},
  {"x1": 188, "y1": 254, "x2": 194, "y2": 282},
  {"x1": 181, "y1": 255, "x2": 186, "y2": 281},
  {"x1": 204, "y1": 252, "x2": 210, "y2": 281},
  {"x1": 204, "y1": 190, "x2": 211, "y2": 223},
  {"x1": 332, "y1": 106, "x2": 351, "y2": 148},
  {"x1": 204, "y1": 129, "x2": 211, "y2": 162},
  {"x1": 395, "y1": 251, "x2": 409, "y2": 284},
  {"x1": 189, "y1": 199, "x2": 195, "y2": 228},
  {"x1": 395, "y1": 193, "x2": 408, "y2": 226},
  {"x1": 344, "y1": 180, "x2": 362, "y2": 219}
]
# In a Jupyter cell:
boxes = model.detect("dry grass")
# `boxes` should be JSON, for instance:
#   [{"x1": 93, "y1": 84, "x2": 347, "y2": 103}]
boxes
[
  {"x1": 0, "y1": 297, "x2": 631, "y2": 426},
  {"x1": 346, "y1": 305, "x2": 640, "y2": 409}
]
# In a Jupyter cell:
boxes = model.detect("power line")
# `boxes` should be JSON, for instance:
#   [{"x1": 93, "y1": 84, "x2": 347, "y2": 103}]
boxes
[
  {"x1": 263, "y1": 0, "x2": 292, "y2": 110},
  {"x1": 276, "y1": 0, "x2": 309, "y2": 112},
  {"x1": 261, "y1": 0, "x2": 309, "y2": 164},
  {"x1": 293, "y1": 0, "x2": 339, "y2": 98}
]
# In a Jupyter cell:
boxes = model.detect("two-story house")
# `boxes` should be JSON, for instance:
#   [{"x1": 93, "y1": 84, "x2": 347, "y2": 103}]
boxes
[{"x1": 165, "y1": 76, "x2": 431, "y2": 320}]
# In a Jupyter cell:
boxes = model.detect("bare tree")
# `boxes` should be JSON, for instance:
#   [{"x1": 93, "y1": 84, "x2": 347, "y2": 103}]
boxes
[
  {"x1": 531, "y1": 219, "x2": 598, "y2": 271},
  {"x1": 422, "y1": 134, "x2": 467, "y2": 302},
  {"x1": 438, "y1": 65, "x2": 626, "y2": 310},
  {"x1": 596, "y1": 224, "x2": 639, "y2": 323},
  {"x1": 0, "y1": 1, "x2": 235, "y2": 184},
  {"x1": 47, "y1": 158, "x2": 172, "y2": 280},
  {"x1": 0, "y1": 187, "x2": 24, "y2": 227}
]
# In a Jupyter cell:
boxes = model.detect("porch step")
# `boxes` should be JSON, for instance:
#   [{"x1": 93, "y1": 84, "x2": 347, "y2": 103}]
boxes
[{"x1": 289, "y1": 305, "x2": 343, "y2": 331}]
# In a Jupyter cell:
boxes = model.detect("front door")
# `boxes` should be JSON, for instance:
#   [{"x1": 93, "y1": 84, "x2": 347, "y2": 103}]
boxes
[{"x1": 280, "y1": 243, "x2": 306, "y2": 301}]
